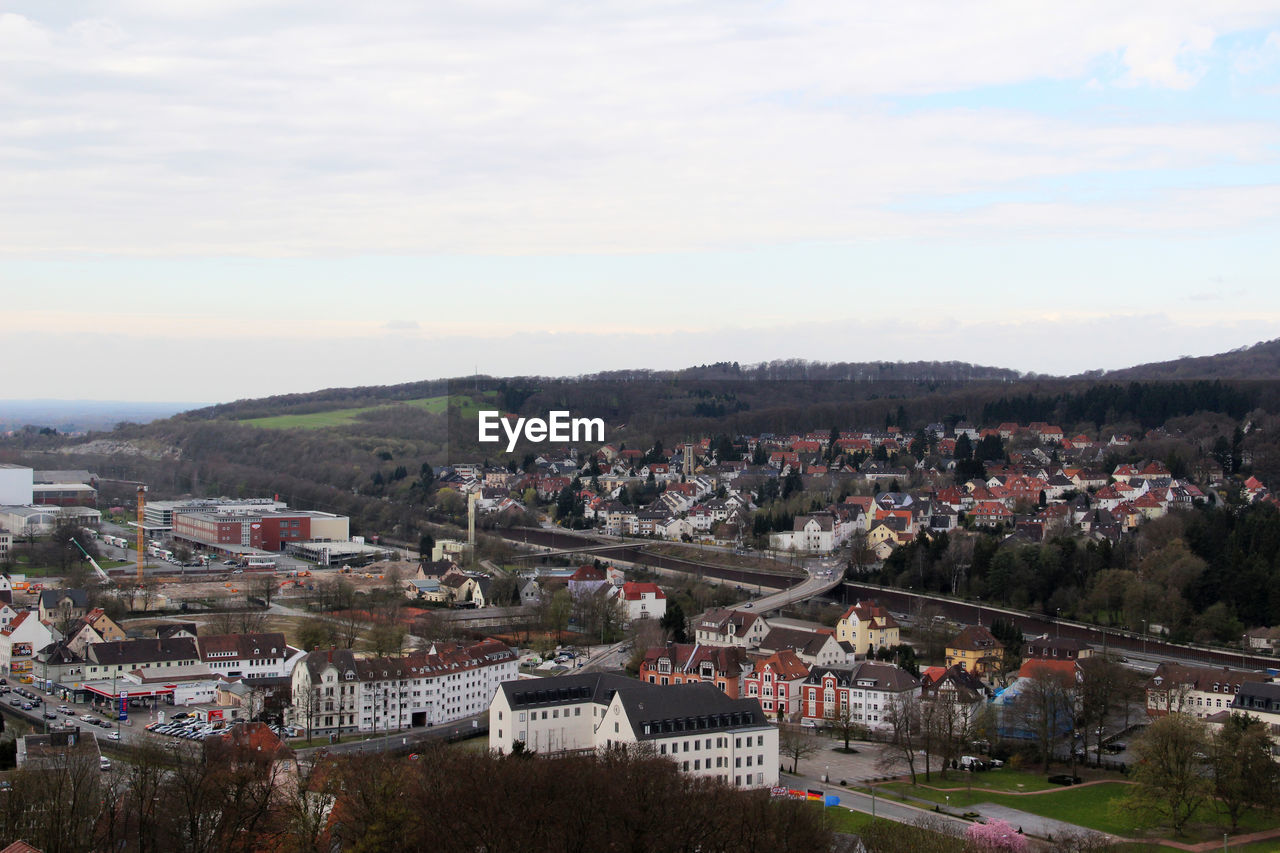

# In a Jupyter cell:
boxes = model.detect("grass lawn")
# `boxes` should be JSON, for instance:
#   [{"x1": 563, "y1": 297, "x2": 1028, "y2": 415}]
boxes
[
  {"x1": 805, "y1": 803, "x2": 879, "y2": 835},
  {"x1": 903, "y1": 767, "x2": 1065, "y2": 794},
  {"x1": 883, "y1": 778, "x2": 1280, "y2": 844},
  {"x1": 448, "y1": 735, "x2": 490, "y2": 752},
  {"x1": 239, "y1": 392, "x2": 493, "y2": 430}
]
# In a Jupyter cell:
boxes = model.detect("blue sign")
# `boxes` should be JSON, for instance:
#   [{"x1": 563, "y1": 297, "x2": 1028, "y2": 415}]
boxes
[{"x1": 118, "y1": 691, "x2": 128, "y2": 722}]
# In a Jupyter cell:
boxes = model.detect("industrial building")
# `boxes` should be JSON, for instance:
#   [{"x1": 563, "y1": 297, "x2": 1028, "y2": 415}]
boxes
[
  {"x1": 172, "y1": 506, "x2": 349, "y2": 552},
  {"x1": 0, "y1": 463, "x2": 35, "y2": 505}
]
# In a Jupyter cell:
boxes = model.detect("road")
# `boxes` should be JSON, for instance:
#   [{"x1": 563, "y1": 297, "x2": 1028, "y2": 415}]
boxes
[
  {"x1": 780, "y1": 769, "x2": 973, "y2": 833},
  {"x1": 733, "y1": 557, "x2": 844, "y2": 613},
  {"x1": 842, "y1": 581, "x2": 1280, "y2": 672},
  {"x1": 293, "y1": 713, "x2": 488, "y2": 757}
]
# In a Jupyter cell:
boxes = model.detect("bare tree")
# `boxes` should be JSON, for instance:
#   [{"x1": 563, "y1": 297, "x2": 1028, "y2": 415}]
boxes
[
  {"x1": 880, "y1": 693, "x2": 924, "y2": 784},
  {"x1": 921, "y1": 688, "x2": 969, "y2": 781},
  {"x1": 1078, "y1": 656, "x2": 1130, "y2": 766},
  {"x1": 825, "y1": 700, "x2": 866, "y2": 752},
  {"x1": 778, "y1": 725, "x2": 821, "y2": 773},
  {"x1": 1013, "y1": 666, "x2": 1076, "y2": 772},
  {"x1": 249, "y1": 573, "x2": 279, "y2": 608}
]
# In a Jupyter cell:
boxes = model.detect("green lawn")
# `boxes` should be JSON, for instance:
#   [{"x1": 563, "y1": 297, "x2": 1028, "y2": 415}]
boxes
[
  {"x1": 882, "y1": 778, "x2": 1280, "y2": 844},
  {"x1": 239, "y1": 392, "x2": 494, "y2": 430},
  {"x1": 805, "y1": 802, "x2": 879, "y2": 835},
  {"x1": 903, "y1": 767, "x2": 1064, "y2": 794}
]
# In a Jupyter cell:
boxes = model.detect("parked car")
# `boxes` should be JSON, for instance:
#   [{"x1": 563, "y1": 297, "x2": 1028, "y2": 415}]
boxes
[
  {"x1": 7, "y1": 699, "x2": 21, "y2": 707},
  {"x1": 107, "y1": 732, "x2": 121, "y2": 741}
]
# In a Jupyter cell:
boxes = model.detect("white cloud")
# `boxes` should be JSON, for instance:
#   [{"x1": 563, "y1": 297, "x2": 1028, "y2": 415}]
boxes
[{"x1": 0, "y1": 2, "x2": 1278, "y2": 257}]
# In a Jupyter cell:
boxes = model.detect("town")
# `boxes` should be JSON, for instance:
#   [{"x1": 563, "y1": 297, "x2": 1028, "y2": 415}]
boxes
[{"x1": 2, "y1": 404, "x2": 1280, "y2": 851}]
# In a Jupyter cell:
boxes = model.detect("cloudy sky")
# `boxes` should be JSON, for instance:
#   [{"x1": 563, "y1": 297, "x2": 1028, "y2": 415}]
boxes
[{"x1": 4, "y1": 2, "x2": 1280, "y2": 402}]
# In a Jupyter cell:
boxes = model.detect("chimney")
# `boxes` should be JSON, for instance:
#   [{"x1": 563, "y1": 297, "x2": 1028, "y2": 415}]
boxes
[{"x1": 327, "y1": 645, "x2": 334, "y2": 663}]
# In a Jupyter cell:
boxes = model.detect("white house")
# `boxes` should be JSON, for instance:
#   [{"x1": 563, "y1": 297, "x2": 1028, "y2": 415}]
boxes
[
  {"x1": 614, "y1": 581, "x2": 667, "y2": 622},
  {"x1": 197, "y1": 632, "x2": 302, "y2": 679},
  {"x1": 768, "y1": 512, "x2": 852, "y2": 554},
  {"x1": 489, "y1": 673, "x2": 778, "y2": 789}
]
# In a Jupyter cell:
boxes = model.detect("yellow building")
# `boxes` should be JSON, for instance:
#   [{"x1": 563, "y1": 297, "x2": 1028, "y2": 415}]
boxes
[
  {"x1": 945, "y1": 625, "x2": 1005, "y2": 677},
  {"x1": 835, "y1": 600, "x2": 901, "y2": 656}
]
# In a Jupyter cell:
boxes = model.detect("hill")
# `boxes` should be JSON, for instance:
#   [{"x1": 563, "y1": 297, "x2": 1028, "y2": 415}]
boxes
[{"x1": 1100, "y1": 338, "x2": 1280, "y2": 380}]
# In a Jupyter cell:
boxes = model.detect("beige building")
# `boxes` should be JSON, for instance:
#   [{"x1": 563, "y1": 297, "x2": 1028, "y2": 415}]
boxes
[{"x1": 835, "y1": 600, "x2": 901, "y2": 655}]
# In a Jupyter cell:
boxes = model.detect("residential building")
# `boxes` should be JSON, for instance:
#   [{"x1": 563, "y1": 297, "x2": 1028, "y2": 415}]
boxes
[
  {"x1": 757, "y1": 627, "x2": 845, "y2": 669},
  {"x1": 639, "y1": 643, "x2": 750, "y2": 696},
  {"x1": 198, "y1": 632, "x2": 300, "y2": 679},
  {"x1": 616, "y1": 581, "x2": 666, "y2": 622},
  {"x1": 694, "y1": 608, "x2": 770, "y2": 648},
  {"x1": 741, "y1": 649, "x2": 808, "y2": 720},
  {"x1": 919, "y1": 664, "x2": 990, "y2": 729},
  {"x1": 835, "y1": 600, "x2": 900, "y2": 656},
  {"x1": 945, "y1": 625, "x2": 1005, "y2": 677},
  {"x1": 1145, "y1": 663, "x2": 1270, "y2": 719},
  {"x1": 38, "y1": 588, "x2": 89, "y2": 626},
  {"x1": 800, "y1": 662, "x2": 921, "y2": 731},
  {"x1": 84, "y1": 637, "x2": 202, "y2": 680},
  {"x1": 489, "y1": 673, "x2": 779, "y2": 788},
  {"x1": 1024, "y1": 635, "x2": 1093, "y2": 662},
  {"x1": 289, "y1": 639, "x2": 517, "y2": 737}
]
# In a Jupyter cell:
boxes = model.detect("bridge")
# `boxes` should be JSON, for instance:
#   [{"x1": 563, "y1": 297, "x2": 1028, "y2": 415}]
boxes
[{"x1": 509, "y1": 542, "x2": 650, "y2": 561}]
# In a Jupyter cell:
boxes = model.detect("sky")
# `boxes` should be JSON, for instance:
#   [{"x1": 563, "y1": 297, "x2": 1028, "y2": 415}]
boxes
[{"x1": 3, "y1": 1, "x2": 1280, "y2": 403}]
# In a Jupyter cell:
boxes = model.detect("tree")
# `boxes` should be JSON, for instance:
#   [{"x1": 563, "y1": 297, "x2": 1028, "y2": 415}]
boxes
[
  {"x1": 966, "y1": 819, "x2": 1029, "y2": 852},
  {"x1": 297, "y1": 618, "x2": 334, "y2": 652},
  {"x1": 369, "y1": 622, "x2": 408, "y2": 657},
  {"x1": 880, "y1": 694, "x2": 923, "y2": 784},
  {"x1": 1078, "y1": 656, "x2": 1132, "y2": 766},
  {"x1": 249, "y1": 573, "x2": 279, "y2": 608},
  {"x1": 1013, "y1": 665, "x2": 1075, "y2": 772},
  {"x1": 920, "y1": 688, "x2": 968, "y2": 782},
  {"x1": 778, "y1": 726, "x2": 820, "y2": 773},
  {"x1": 1126, "y1": 713, "x2": 1211, "y2": 835},
  {"x1": 1210, "y1": 712, "x2": 1279, "y2": 832},
  {"x1": 825, "y1": 701, "x2": 865, "y2": 753},
  {"x1": 546, "y1": 588, "x2": 572, "y2": 644},
  {"x1": 660, "y1": 599, "x2": 687, "y2": 643}
]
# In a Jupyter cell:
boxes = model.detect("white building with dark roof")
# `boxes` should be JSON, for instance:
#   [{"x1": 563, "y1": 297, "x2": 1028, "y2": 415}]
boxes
[
  {"x1": 197, "y1": 632, "x2": 301, "y2": 679},
  {"x1": 489, "y1": 673, "x2": 778, "y2": 788},
  {"x1": 288, "y1": 638, "x2": 517, "y2": 737}
]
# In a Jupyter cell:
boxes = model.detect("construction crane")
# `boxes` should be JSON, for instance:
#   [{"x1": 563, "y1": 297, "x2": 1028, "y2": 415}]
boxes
[{"x1": 68, "y1": 537, "x2": 111, "y2": 584}]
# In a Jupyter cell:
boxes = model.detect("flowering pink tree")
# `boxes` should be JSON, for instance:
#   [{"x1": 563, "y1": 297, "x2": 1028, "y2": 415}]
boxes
[{"x1": 966, "y1": 819, "x2": 1028, "y2": 852}]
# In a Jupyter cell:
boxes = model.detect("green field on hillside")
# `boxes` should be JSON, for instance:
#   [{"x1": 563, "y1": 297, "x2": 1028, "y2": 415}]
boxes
[{"x1": 239, "y1": 393, "x2": 492, "y2": 430}]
